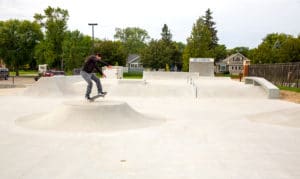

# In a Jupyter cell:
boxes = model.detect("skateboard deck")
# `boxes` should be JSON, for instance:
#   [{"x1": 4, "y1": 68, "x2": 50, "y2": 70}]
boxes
[{"x1": 89, "y1": 92, "x2": 107, "y2": 102}]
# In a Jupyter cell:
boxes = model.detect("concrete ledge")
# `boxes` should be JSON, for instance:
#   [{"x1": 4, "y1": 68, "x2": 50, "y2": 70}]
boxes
[{"x1": 245, "y1": 76, "x2": 280, "y2": 99}]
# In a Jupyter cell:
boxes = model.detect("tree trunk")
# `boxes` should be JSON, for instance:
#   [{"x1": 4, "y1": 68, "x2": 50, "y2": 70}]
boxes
[{"x1": 15, "y1": 65, "x2": 19, "y2": 76}]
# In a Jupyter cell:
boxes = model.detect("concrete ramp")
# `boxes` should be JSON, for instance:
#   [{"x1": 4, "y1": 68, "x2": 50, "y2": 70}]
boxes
[
  {"x1": 22, "y1": 76, "x2": 274, "y2": 99},
  {"x1": 23, "y1": 76, "x2": 83, "y2": 97},
  {"x1": 16, "y1": 100, "x2": 163, "y2": 132},
  {"x1": 23, "y1": 76, "x2": 195, "y2": 99}
]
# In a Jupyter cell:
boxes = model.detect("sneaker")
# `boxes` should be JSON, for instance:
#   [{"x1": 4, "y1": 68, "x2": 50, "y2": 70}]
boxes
[
  {"x1": 85, "y1": 96, "x2": 91, "y2": 100},
  {"x1": 98, "y1": 91, "x2": 107, "y2": 96}
]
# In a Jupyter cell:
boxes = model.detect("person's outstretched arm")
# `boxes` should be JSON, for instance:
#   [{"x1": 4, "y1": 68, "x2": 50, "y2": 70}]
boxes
[{"x1": 99, "y1": 60, "x2": 109, "y2": 66}]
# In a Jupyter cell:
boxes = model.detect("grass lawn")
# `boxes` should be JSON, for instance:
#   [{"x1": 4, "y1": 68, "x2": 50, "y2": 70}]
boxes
[
  {"x1": 9, "y1": 70, "x2": 38, "y2": 76},
  {"x1": 278, "y1": 86, "x2": 300, "y2": 93},
  {"x1": 215, "y1": 73, "x2": 241, "y2": 79},
  {"x1": 123, "y1": 72, "x2": 143, "y2": 79}
]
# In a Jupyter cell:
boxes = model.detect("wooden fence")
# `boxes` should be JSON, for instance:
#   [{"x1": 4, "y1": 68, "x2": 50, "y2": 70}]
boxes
[{"x1": 248, "y1": 62, "x2": 300, "y2": 88}]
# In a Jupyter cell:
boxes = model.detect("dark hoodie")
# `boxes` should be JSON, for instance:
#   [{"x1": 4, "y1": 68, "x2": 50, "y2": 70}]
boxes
[{"x1": 82, "y1": 55, "x2": 108, "y2": 75}]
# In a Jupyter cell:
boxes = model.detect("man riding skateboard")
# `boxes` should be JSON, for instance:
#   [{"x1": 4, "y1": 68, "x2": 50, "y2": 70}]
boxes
[{"x1": 80, "y1": 53, "x2": 111, "y2": 100}]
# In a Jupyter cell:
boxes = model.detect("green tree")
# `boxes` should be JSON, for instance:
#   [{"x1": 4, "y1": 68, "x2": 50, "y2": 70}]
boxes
[
  {"x1": 94, "y1": 40, "x2": 127, "y2": 66},
  {"x1": 182, "y1": 17, "x2": 212, "y2": 71},
  {"x1": 62, "y1": 30, "x2": 92, "y2": 71},
  {"x1": 172, "y1": 42, "x2": 185, "y2": 71},
  {"x1": 34, "y1": 6, "x2": 69, "y2": 69},
  {"x1": 0, "y1": 19, "x2": 43, "y2": 75},
  {"x1": 114, "y1": 27, "x2": 149, "y2": 54},
  {"x1": 212, "y1": 44, "x2": 227, "y2": 62},
  {"x1": 140, "y1": 24, "x2": 182, "y2": 71},
  {"x1": 252, "y1": 45, "x2": 273, "y2": 64},
  {"x1": 203, "y1": 8, "x2": 218, "y2": 48},
  {"x1": 182, "y1": 46, "x2": 190, "y2": 71},
  {"x1": 188, "y1": 17, "x2": 212, "y2": 57},
  {"x1": 141, "y1": 39, "x2": 165, "y2": 70},
  {"x1": 159, "y1": 24, "x2": 181, "y2": 70},
  {"x1": 34, "y1": 40, "x2": 55, "y2": 66},
  {"x1": 161, "y1": 24, "x2": 172, "y2": 43},
  {"x1": 227, "y1": 47, "x2": 250, "y2": 57},
  {"x1": 247, "y1": 48, "x2": 257, "y2": 63},
  {"x1": 278, "y1": 38, "x2": 300, "y2": 62},
  {"x1": 250, "y1": 33, "x2": 293, "y2": 64}
]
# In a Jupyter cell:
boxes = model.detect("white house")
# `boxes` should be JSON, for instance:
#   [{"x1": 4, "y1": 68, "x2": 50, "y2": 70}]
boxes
[
  {"x1": 126, "y1": 54, "x2": 143, "y2": 72},
  {"x1": 215, "y1": 52, "x2": 250, "y2": 75}
]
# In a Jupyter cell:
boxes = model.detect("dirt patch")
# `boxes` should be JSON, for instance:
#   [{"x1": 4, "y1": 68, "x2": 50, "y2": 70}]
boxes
[{"x1": 280, "y1": 90, "x2": 300, "y2": 104}]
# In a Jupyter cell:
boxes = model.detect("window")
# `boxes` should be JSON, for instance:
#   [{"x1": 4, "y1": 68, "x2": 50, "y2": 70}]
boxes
[{"x1": 221, "y1": 66, "x2": 226, "y2": 71}]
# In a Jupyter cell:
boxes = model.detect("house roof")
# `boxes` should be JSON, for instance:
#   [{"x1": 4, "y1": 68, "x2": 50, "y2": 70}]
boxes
[
  {"x1": 127, "y1": 54, "x2": 140, "y2": 64},
  {"x1": 223, "y1": 52, "x2": 250, "y2": 63}
]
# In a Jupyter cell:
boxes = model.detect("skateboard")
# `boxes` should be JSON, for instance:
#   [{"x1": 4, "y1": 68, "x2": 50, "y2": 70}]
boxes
[{"x1": 88, "y1": 92, "x2": 107, "y2": 102}]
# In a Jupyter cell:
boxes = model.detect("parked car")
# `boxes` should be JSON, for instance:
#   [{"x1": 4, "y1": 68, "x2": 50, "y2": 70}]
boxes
[
  {"x1": 0, "y1": 68, "x2": 9, "y2": 80},
  {"x1": 35, "y1": 63, "x2": 65, "y2": 81},
  {"x1": 43, "y1": 70, "x2": 65, "y2": 77}
]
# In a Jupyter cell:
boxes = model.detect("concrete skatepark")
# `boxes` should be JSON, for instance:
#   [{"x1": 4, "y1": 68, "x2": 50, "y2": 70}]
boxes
[{"x1": 0, "y1": 72, "x2": 300, "y2": 178}]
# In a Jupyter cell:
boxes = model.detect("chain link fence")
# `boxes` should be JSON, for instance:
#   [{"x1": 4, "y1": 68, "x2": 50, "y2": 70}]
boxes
[{"x1": 248, "y1": 62, "x2": 300, "y2": 88}]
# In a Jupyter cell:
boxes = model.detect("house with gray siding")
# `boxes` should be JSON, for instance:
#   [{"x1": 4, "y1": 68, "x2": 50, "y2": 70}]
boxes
[
  {"x1": 126, "y1": 54, "x2": 143, "y2": 72},
  {"x1": 215, "y1": 52, "x2": 250, "y2": 75}
]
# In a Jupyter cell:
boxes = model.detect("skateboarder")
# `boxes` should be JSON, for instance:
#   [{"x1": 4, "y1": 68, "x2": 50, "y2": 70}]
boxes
[{"x1": 80, "y1": 53, "x2": 111, "y2": 100}]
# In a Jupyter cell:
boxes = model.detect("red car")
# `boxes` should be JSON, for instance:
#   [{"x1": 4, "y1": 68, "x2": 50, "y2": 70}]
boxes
[{"x1": 43, "y1": 70, "x2": 65, "y2": 77}]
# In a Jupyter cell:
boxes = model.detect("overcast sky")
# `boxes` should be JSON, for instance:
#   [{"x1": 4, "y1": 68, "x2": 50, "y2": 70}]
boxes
[{"x1": 1, "y1": 0, "x2": 300, "y2": 48}]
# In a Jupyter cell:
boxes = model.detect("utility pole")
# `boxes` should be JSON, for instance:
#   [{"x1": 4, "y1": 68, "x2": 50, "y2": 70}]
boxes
[{"x1": 88, "y1": 23, "x2": 98, "y2": 54}]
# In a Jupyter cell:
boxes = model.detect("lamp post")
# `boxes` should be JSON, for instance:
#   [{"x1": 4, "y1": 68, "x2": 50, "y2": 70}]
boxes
[{"x1": 88, "y1": 23, "x2": 98, "y2": 54}]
